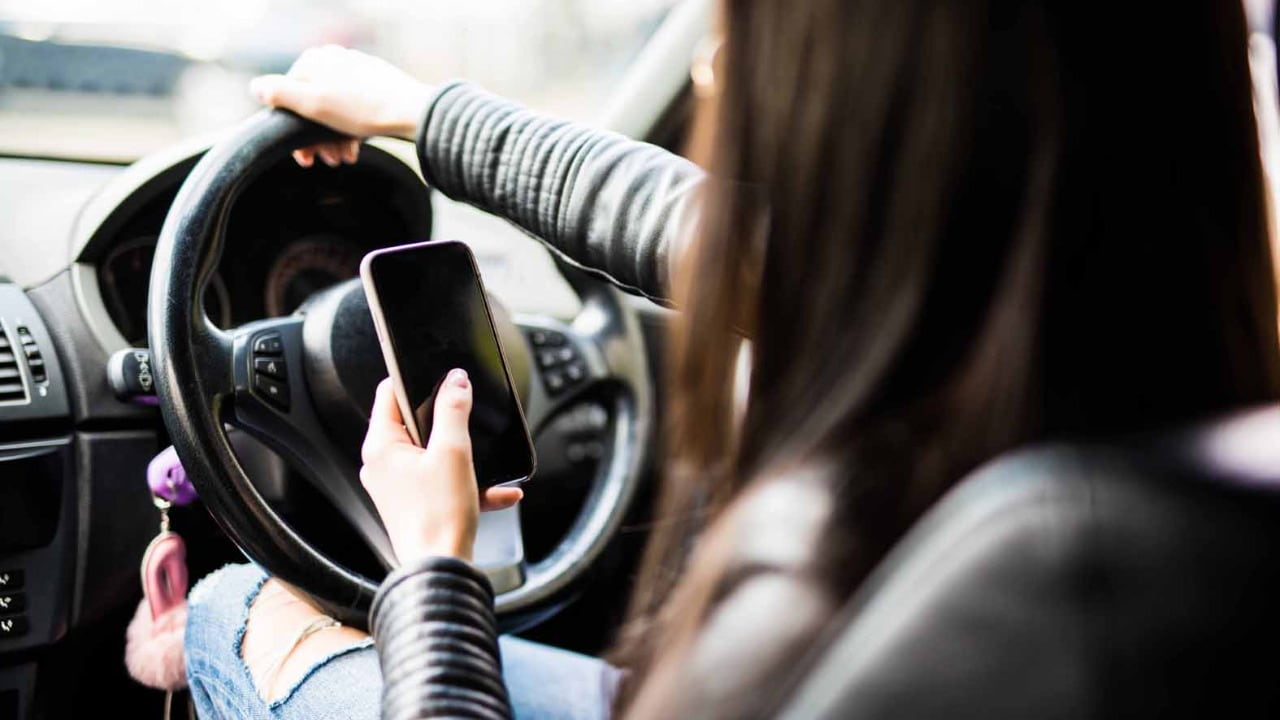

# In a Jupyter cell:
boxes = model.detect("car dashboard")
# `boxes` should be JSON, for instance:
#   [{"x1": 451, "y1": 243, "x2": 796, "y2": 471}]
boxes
[
  {"x1": 89, "y1": 153, "x2": 431, "y2": 345},
  {"x1": 73, "y1": 140, "x2": 435, "y2": 346}
]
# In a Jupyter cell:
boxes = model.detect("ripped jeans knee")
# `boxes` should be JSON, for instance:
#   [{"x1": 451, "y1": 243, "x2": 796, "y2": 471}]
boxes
[
  {"x1": 240, "y1": 577, "x2": 371, "y2": 702},
  {"x1": 184, "y1": 564, "x2": 381, "y2": 720},
  {"x1": 183, "y1": 563, "x2": 623, "y2": 720}
]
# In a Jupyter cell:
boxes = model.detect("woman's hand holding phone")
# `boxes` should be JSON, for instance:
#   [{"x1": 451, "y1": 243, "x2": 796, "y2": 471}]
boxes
[{"x1": 360, "y1": 373, "x2": 523, "y2": 565}]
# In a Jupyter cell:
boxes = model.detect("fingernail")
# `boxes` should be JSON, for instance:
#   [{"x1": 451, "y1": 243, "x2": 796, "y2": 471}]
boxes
[{"x1": 447, "y1": 369, "x2": 469, "y2": 389}]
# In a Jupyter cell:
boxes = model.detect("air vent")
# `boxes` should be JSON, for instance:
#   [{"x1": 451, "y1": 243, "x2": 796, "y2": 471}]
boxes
[
  {"x1": 0, "y1": 326, "x2": 28, "y2": 404},
  {"x1": 14, "y1": 327, "x2": 45, "y2": 385}
]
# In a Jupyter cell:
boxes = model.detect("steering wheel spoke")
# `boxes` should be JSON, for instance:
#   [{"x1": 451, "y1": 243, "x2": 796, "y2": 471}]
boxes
[
  {"x1": 495, "y1": 277, "x2": 654, "y2": 614},
  {"x1": 188, "y1": 323, "x2": 237, "y2": 396},
  {"x1": 514, "y1": 316, "x2": 618, "y2": 433},
  {"x1": 224, "y1": 316, "x2": 397, "y2": 570}
]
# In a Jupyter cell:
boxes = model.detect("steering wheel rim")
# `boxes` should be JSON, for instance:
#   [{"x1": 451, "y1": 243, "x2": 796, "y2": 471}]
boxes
[{"x1": 148, "y1": 108, "x2": 653, "y2": 627}]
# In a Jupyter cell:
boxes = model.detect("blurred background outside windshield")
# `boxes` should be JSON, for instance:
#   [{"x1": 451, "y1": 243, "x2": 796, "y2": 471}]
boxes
[{"x1": 0, "y1": 0, "x2": 677, "y2": 162}]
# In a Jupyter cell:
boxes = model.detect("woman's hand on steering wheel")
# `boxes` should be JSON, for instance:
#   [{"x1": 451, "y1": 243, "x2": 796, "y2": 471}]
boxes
[
  {"x1": 249, "y1": 45, "x2": 435, "y2": 169},
  {"x1": 360, "y1": 372, "x2": 523, "y2": 565}
]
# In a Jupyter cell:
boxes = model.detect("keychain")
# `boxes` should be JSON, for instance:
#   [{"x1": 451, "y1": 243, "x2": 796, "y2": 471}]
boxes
[{"x1": 125, "y1": 446, "x2": 197, "y2": 718}]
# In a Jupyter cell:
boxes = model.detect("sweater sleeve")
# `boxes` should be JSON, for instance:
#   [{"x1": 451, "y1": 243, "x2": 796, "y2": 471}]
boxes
[
  {"x1": 416, "y1": 81, "x2": 704, "y2": 305},
  {"x1": 370, "y1": 556, "x2": 511, "y2": 720}
]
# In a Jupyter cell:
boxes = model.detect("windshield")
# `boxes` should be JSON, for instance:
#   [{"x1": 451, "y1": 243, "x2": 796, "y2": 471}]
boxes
[{"x1": 0, "y1": 0, "x2": 676, "y2": 162}]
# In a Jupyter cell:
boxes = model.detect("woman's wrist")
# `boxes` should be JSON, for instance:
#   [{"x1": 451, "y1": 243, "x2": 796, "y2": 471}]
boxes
[
  {"x1": 392, "y1": 524, "x2": 474, "y2": 565},
  {"x1": 382, "y1": 82, "x2": 437, "y2": 141}
]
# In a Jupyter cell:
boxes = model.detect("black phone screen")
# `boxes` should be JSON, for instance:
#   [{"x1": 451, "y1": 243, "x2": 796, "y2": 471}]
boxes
[{"x1": 365, "y1": 241, "x2": 534, "y2": 487}]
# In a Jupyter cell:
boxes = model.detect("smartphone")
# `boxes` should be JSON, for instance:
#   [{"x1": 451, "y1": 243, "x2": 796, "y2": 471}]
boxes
[{"x1": 360, "y1": 240, "x2": 535, "y2": 487}]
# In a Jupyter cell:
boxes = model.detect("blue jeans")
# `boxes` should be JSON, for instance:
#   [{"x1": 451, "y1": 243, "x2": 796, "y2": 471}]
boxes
[{"x1": 185, "y1": 563, "x2": 620, "y2": 719}]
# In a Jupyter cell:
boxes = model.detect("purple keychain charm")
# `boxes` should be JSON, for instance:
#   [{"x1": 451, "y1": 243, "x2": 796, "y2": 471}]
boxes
[
  {"x1": 126, "y1": 445, "x2": 199, "y2": 701},
  {"x1": 147, "y1": 445, "x2": 198, "y2": 507}
]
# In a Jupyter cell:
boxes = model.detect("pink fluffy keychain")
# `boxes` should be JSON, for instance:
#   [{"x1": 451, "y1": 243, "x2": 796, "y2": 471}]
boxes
[{"x1": 125, "y1": 446, "x2": 198, "y2": 694}]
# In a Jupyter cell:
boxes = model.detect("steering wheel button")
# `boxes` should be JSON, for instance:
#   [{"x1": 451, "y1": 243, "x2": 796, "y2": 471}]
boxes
[
  {"x1": 538, "y1": 350, "x2": 560, "y2": 368},
  {"x1": 254, "y1": 373, "x2": 290, "y2": 410},
  {"x1": 0, "y1": 616, "x2": 27, "y2": 639},
  {"x1": 567, "y1": 440, "x2": 606, "y2": 464},
  {"x1": 0, "y1": 571, "x2": 22, "y2": 590},
  {"x1": 254, "y1": 357, "x2": 288, "y2": 380},
  {"x1": 253, "y1": 334, "x2": 284, "y2": 355},
  {"x1": 545, "y1": 370, "x2": 566, "y2": 393},
  {"x1": 0, "y1": 594, "x2": 24, "y2": 614},
  {"x1": 529, "y1": 329, "x2": 567, "y2": 347},
  {"x1": 565, "y1": 362, "x2": 585, "y2": 382}
]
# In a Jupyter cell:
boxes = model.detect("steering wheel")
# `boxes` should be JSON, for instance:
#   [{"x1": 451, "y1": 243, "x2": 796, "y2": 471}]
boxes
[{"x1": 148, "y1": 109, "x2": 653, "y2": 627}]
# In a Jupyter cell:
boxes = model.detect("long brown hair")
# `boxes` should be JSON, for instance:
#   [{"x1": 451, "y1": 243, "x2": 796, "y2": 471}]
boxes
[{"x1": 613, "y1": 0, "x2": 1280, "y2": 712}]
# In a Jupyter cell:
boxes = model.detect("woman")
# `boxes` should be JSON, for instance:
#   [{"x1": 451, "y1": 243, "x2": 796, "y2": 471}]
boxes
[{"x1": 183, "y1": 1, "x2": 1280, "y2": 718}]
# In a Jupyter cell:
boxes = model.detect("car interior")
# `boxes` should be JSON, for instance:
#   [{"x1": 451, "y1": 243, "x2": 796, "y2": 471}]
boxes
[
  {"x1": 0, "y1": 4, "x2": 700, "y2": 715},
  {"x1": 3, "y1": 0, "x2": 1280, "y2": 717}
]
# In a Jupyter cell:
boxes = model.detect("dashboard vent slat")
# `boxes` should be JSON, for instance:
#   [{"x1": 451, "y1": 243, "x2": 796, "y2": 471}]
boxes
[{"x1": 0, "y1": 325, "x2": 29, "y2": 404}]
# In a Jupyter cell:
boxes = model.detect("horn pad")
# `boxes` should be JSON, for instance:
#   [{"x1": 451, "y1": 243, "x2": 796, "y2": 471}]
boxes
[{"x1": 300, "y1": 277, "x2": 531, "y2": 454}]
